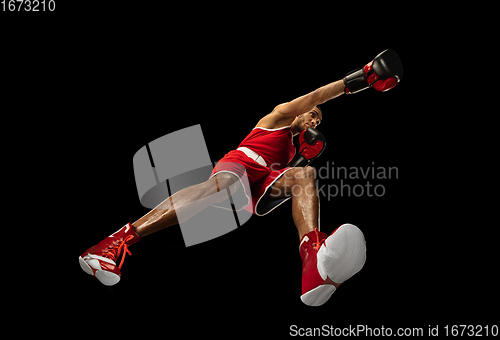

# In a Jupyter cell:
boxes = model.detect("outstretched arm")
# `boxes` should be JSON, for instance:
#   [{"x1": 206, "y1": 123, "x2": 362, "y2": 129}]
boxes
[
  {"x1": 276, "y1": 79, "x2": 346, "y2": 119},
  {"x1": 261, "y1": 49, "x2": 403, "y2": 128},
  {"x1": 256, "y1": 79, "x2": 346, "y2": 129}
]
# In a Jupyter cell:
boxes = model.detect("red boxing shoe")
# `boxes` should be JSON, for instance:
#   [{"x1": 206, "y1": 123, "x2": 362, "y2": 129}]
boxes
[
  {"x1": 79, "y1": 223, "x2": 141, "y2": 286},
  {"x1": 300, "y1": 224, "x2": 366, "y2": 306}
]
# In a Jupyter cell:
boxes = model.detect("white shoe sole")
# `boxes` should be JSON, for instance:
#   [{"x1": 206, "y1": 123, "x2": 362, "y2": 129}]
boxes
[
  {"x1": 300, "y1": 284, "x2": 337, "y2": 306},
  {"x1": 79, "y1": 256, "x2": 121, "y2": 286},
  {"x1": 317, "y1": 223, "x2": 366, "y2": 284}
]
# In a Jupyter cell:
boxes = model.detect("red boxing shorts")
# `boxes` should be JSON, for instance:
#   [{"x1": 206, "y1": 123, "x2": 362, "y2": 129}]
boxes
[{"x1": 209, "y1": 149, "x2": 293, "y2": 216}]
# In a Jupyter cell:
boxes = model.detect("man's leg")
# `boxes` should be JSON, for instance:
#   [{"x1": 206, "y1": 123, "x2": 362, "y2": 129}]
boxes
[
  {"x1": 80, "y1": 172, "x2": 239, "y2": 285},
  {"x1": 270, "y1": 167, "x2": 350, "y2": 306},
  {"x1": 268, "y1": 167, "x2": 319, "y2": 240},
  {"x1": 133, "y1": 173, "x2": 239, "y2": 238},
  {"x1": 268, "y1": 167, "x2": 366, "y2": 306}
]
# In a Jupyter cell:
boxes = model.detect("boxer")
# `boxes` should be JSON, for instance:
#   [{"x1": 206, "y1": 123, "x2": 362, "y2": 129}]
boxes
[{"x1": 79, "y1": 49, "x2": 402, "y2": 306}]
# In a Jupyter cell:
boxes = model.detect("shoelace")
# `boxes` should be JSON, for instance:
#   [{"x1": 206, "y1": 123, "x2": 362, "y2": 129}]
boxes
[
  {"x1": 311, "y1": 227, "x2": 326, "y2": 250},
  {"x1": 103, "y1": 235, "x2": 134, "y2": 269}
]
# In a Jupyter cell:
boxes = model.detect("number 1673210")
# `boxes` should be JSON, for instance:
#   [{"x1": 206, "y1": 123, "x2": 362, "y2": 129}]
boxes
[{"x1": 1, "y1": 0, "x2": 56, "y2": 11}]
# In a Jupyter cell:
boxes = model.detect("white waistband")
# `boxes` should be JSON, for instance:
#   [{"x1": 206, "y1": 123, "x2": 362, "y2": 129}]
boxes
[{"x1": 236, "y1": 147, "x2": 267, "y2": 167}]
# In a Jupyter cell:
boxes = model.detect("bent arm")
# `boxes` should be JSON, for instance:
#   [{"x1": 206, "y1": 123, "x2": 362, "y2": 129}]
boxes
[{"x1": 277, "y1": 79, "x2": 346, "y2": 119}]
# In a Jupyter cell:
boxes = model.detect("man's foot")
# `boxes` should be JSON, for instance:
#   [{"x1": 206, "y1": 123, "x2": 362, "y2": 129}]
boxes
[
  {"x1": 79, "y1": 223, "x2": 141, "y2": 286},
  {"x1": 299, "y1": 224, "x2": 366, "y2": 306}
]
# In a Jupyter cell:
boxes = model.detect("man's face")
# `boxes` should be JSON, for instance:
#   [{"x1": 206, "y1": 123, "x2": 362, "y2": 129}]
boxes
[{"x1": 296, "y1": 108, "x2": 322, "y2": 131}]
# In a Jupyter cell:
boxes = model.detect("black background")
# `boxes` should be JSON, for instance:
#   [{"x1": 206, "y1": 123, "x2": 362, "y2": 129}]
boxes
[{"x1": 3, "y1": 3, "x2": 496, "y2": 337}]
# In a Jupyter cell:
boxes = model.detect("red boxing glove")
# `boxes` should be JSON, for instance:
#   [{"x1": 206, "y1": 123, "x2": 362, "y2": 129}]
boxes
[
  {"x1": 299, "y1": 130, "x2": 324, "y2": 160},
  {"x1": 344, "y1": 49, "x2": 403, "y2": 94},
  {"x1": 287, "y1": 128, "x2": 326, "y2": 167},
  {"x1": 363, "y1": 60, "x2": 399, "y2": 92}
]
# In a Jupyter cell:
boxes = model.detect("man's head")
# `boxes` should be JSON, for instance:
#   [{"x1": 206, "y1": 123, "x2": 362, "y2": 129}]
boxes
[{"x1": 291, "y1": 106, "x2": 322, "y2": 135}]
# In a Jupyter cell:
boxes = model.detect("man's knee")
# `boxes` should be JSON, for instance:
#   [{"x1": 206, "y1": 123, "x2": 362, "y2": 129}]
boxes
[
  {"x1": 298, "y1": 167, "x2": 317, "y2": 195},
  {"x1": 303, "y1": 166, "x2": 317, "y2": 180},
  {"x1": 283, "y1": 167, "x2": 317, "y2": 197},
  {"x1": 293, "y1": 167, "x2": 317, "y2": 183}
]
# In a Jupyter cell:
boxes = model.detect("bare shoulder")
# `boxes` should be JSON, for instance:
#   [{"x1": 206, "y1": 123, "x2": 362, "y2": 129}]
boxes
[{"x1": 255, "y1": 103, "x2": 294, "y2": 129}]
